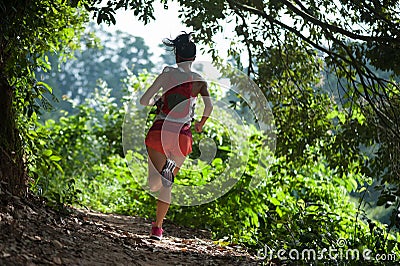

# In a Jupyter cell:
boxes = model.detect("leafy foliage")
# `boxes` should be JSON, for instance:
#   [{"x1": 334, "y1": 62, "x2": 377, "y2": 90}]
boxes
[
  {"x1": 30, "y1": 72, "x2": 399, "y2": 263},
  {"x1": 164, "y1": 0, "x2": 400, "y2": 232},
  {"x1": 1, "y1": 0, "x2": 88, "y2": 114},
  {"x1": 0, "y1": 0, "x2": 88, "y2": 194},
  {"x1": 2, "y1": 1, "x2": 400, "y2": 264},
  {"x1": 37, "y1": 23, "x2": 154, "y2": 119}
]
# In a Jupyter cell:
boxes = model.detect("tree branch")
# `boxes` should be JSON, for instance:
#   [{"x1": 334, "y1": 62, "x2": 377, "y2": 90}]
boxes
[
  {"x1": 227, "y1": 1, "x2": 353, "y2": 67},
  {"x1": 285, "y1": 0, "x2": 399, "y2": 44},
  {"x1": 226, "y1": 1, "x2": 254, "y2": 76}
]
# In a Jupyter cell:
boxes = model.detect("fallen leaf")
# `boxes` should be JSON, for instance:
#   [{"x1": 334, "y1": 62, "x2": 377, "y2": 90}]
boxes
[
  {"x1": 52, "y1": 240, "x2": 63, "y2": 249},
  {"x1": 53, "y1": 256, "x2": 62, "y2": 265}
]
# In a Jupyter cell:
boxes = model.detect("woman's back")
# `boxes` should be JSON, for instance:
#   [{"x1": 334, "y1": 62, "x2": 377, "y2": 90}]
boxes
[
  {"x1": 155, "y1": 66, "x2": 206, "y2": 124},
  {"x1": 161, "y1": 66, "x2": 205, "y2": 96}
]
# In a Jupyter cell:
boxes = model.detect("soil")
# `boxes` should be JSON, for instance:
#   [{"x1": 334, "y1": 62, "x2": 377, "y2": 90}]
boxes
[{"x1": 0, "y1": 187, "x2": 268, "y2": 265}]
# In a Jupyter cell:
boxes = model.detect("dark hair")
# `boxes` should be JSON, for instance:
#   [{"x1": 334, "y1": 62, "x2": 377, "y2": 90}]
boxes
[{"x1": 163, "y1": 32, "x2": 196, "y2": 61}]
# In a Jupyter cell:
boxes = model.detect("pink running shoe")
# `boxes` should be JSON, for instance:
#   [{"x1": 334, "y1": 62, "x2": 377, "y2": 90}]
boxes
[{"x1": 150, "y1": 222, "x2": 163, "y2": 240}]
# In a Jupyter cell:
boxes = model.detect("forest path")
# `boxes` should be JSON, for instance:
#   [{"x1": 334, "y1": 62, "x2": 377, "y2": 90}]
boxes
[{"x1": 0, "y1": 192, "x2": 261, "y2": 265}]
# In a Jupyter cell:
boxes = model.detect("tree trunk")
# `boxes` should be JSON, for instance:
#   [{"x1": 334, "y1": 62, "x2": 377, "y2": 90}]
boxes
[{"x1": 0, "y1": 75, "x2": 27, "y2": 197}]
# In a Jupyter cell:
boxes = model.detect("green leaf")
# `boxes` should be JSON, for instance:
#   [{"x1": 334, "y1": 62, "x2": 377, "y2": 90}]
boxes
[
  {"x1": 326, "y1": 110, "x2": 338, "y2": 120},
  {"x1": 134, "y1": 152, "x2": 144, "y2": 160},
  {"x1": 49, "y1": 155, "x2": 62, "y2": 161},
  {"x1": 269, "y1": 197, "x2": 280, "y2": 206},
  {"x1": 276, "y1": 206, "x2": 283, "y2": 217},
  {"x1": 337, "y1": 113, "x2": 346, "y2": 124},
  {"x1": 37, "y1": 81, "x2": 53, "y2": 94},
  {"x1": 218, "y1": 146, "x2": 230, "y2": 151},
  {"x1": 43, "y1": 149, "x2": 53, "y2": 156}
]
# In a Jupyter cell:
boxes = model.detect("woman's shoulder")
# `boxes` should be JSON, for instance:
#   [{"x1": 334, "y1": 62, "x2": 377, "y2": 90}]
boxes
[
  {"x1": 162, "y1": 66, "x2": 204, "y2": 79},
  {"x1": 190, "y1": 71, "x2": 204, "y2": 79},
  {"x1": 162, "y1": 66, "x2": 176, "y2": 73}
]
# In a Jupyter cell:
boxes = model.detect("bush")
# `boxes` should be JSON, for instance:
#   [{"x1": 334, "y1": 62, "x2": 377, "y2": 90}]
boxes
[{"x1": 30, "y1": 72, "x2": 399, "y2": 264}]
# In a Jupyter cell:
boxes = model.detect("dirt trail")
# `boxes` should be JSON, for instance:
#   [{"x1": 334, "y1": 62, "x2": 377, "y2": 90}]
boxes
[{"x1": 0, "y1": 191, "x2": 262, "y2": 265}]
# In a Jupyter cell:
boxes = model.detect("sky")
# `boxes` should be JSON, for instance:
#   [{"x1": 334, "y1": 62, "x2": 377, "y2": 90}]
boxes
[{"x1": 97, "y1": 1, "x2": 234, "y2": 63}]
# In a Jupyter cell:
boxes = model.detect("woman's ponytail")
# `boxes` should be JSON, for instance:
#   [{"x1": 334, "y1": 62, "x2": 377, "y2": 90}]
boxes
[{"x1": 163, "y1": 32, "x2": 196, "y2": 61}]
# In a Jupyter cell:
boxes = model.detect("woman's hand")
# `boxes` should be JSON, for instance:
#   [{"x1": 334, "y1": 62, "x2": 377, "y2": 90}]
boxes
[
  {"x1": 154, "y1": 95, "x2": 163, "y2": 114},
  {"x1": 194, "y1": 121, "x2": 204, "y2": 133}
]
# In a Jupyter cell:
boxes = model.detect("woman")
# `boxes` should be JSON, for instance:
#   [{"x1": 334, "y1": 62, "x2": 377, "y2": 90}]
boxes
[{"x1": 139, "y1": 32, "x2": 213, "y2": 240}]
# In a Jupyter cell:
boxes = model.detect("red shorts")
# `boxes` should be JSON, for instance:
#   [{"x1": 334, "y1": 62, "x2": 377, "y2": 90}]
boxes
[{"x1": 145, "y1": 120, "x2": 193, "y2": 157}]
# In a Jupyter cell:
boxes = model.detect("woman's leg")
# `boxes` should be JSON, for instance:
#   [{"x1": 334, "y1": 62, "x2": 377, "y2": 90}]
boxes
[
  {"x1": 155, "y1": 155, "x2": 186, "y2": 228},
  {"x1": 147, "y1": 147, "x2": 186, "y2": 228},
  {"x1": 147, "y1": 147, "x2": 165, "y2": 193}
]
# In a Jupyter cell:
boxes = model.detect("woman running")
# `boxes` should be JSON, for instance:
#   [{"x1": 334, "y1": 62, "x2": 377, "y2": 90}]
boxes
[{"x1": 140, "y1": 32, "x2": 213, "y2": 240}]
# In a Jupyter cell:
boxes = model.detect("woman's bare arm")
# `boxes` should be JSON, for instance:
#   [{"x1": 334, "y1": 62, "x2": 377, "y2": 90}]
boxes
[
  {"x1": 195, "y1": 82, "x2": 213, "y2": 133},
  {"x1": 139, "y1": 73, "x2": 165, "y2": 106}
]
